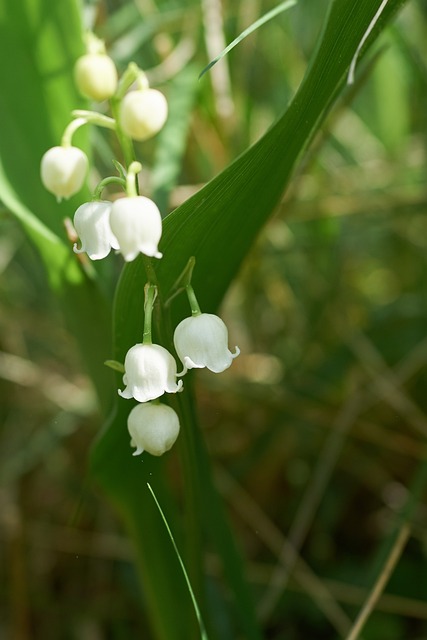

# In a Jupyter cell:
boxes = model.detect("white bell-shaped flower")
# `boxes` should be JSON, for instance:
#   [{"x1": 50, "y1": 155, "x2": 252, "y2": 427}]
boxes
[
  {"x1": 120, "y1": 89, "x2": 168, "y2": 141},
  {"x1": 174, "y1": 313, "x2": 240, "y2": 373},
  {"x1": 118, "y1": 343, "x2": 183, "y2": 402},
  {"x1": 127, "y1": 402, "x2": 180, "y2": 456},
  {"x1": 109, "y1": 195, "x2": 163, "y2": 261},
  {"x1": 73, "y1": 201, "x2": 119, "y2": 260},
  {"x1": 41, "y1": 146, "x2": 88, "y2": 199},
  {"x1": 74, "y1": 53, "x2": 118, "y2": 101}
]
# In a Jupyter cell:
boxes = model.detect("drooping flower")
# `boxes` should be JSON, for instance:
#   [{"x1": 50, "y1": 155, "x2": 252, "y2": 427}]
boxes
[
  {"x1": 119, "y1": 89, "x2": 168, "y2": 141},
  {"x1": 74, "y1": 53, "x2": 118, "y2": 102},
  {"x1": 73, "y1": 201, "x2": 119, "y2": 260},
  {"x1": 127, "y1": 402, "x2": 180, "y2": 456},
  {"x1": 109, "y1": 195, "x2": 163, "y2": 261},
  {"x1": 174, "y1": 313, "x2": 240, "y2": 373},
  {"x1": 41, "y1": 146, "x2": 88, "y2": 200},
  {"x1": 118, "y1": 343, "x2": 183, "y2": 402}
]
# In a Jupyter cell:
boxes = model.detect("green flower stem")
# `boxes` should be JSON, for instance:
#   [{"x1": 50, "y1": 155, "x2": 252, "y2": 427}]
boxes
[
  {"x1": 126, "y1": 161, "x2": 142, "y2": 198},
  {"x1": 110, "y1": 91, "x2": 161, "y2": 327},
  {"x1": 72, "y1": 110, "x2": 116, "y2": 130},
  {"x1": 115, "y1": 62, "x2": 139, "y2": 100},
  {"x1": 84, "y1": 31, "x2": 106, "y2": 55},
  {"x1": 135, "y1": 70, "x2": 149, "y2": 91},
  {"x1": 110, "y1": 96, "x2": 135, "y2": 168},
  {"x1": 93, "y1": 176, "x2": 126, "y2": 200},
  {"x1": 112, "y1": 160, "x2": 127, "y2": 181},
  {"x1": 164, "y1": 257, "x2": 196, "y2": 308},
  {"x1": 62, "y1": 111, "x2": 117, "y2": 148},
  {"x1": 104, "y1": 359, "x2": 125, "y2": 373},
  {"x1": 115, "y1": 62, "x2": 148, "y2": 100},
  {"x1": 181, "y1": 257, "x2": 196, "y2": 287},
  {"x1": 61, "y1": 117, "x2": 88, "y2": 147},
  {"x1": 143, "y1": 283, "x2": 157, "y2": 344},
  {"x1": 143, "y1": 255, "x2": 159, "y2": 288},
  {"x1": 186, "y1": 284, "x2": 202, "y2": 317}
]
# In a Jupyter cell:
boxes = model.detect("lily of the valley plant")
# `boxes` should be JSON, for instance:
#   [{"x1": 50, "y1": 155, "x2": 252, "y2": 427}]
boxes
[{"x1": 40, "y1": 33, "x2": 239, "y2": 457}]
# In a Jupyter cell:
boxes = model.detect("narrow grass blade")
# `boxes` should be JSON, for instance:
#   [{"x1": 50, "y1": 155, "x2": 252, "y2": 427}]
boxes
[
  {"x1": 345, "y1": 457, "x2": 427, "y2": 640},
  {"x1": 199, "y1": 0, "x2": 298, "y2": 79},
  {"x1": 147, "y1": 483, "x2": 209, "y2": 640},
  {"x1": 347, "y1": 0, "x2": 390, "y2": 84},
  {"x1": 345, "y1": 525, "x2": 411, "y2": 640}
]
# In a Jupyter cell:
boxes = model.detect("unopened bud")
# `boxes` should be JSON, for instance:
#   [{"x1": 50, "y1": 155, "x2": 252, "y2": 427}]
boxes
[
  {"x1": 74, "y1": 53, "x2": 118, "y2": 102},
  {"x1": 127, "y1": 402, "x2": 180, "y2": 456},
  {"x1": 119, "y1": 89, "x2": 168, "y2": 141},
  {"x1": 41, "y1": 146, "x2": 88, "y2": 200}
]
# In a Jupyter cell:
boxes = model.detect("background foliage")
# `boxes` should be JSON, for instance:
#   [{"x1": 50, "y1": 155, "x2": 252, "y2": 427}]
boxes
[{"x1": 1, "y1": 0, "x2": 427, "y2": 638}]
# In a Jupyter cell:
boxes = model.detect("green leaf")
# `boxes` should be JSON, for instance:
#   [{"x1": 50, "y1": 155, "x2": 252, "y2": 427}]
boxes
[
  {"x1": 0, "y1": 0, "x2": 88, "y2": 237},
  {"x1": 92, "y1": 0, "x2": 409, "y2": 638},
  {"x1": 0, "y1": 0, "x2": 114, "y2": 412},
  {"x1": 92, "y1": 399, "x2": 203, "y2": 640},
  {"x1": 0, "y1": 0, "x2": 410, "y2": 638}
]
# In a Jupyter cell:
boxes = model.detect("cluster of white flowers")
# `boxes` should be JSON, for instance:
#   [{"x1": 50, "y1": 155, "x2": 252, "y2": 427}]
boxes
[
  {"x1": 117, "y1": 283, "x2": 239, "y2": 457},
  {"x1": 40, "y1": 35, "x2": 239, "y2": 457}
]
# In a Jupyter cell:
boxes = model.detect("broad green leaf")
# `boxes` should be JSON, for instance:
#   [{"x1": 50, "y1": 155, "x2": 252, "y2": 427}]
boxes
[
  {"x1": 0, "y1": 3, "x2": 213, "y2": 638},
  {"x1": 0, "y1": 0, "x2": 114, "y2": 411},
  {"x1": 91, "y1": 399, "x2": 203, "y2": 640},
  {"x1": 0, "y1": 0, "x2": 89, "y2": 237},
  {"x1": 92, "y1": 0, "x2": 409, "y2": 638},
  {"x1": 0, "y1": 0, "x2": 411, "y2": 638}
]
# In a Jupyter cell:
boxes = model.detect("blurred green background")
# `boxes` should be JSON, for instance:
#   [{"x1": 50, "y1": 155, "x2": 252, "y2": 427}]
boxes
[{"x1": 1, "y1": 0, "x2": 427, "y2": 638}]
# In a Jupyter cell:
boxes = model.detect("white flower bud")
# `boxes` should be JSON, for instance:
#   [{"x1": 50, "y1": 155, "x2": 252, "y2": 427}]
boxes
[
  {"x1": 128, "y1": 402, "x2": 180, "y2": 456},
  {"x1": 74, "y1": 53, "x2": 118, "y2": 101},
  {"x1": 73, "y1": 201, "x2": 119, "y2": 260},
  {"x1": 109, "y1": 195, "x2": 163, "y2": 261},
  {"x1": 119, "y1": 89, "x2": 168, "y2": 141},
  {"x1": 174, "y1": 313, "x2": 240, "y2": 373},
  {"x1": 119, "y1": 343, "x2": 183, "y2": 403},
  {"x1": 41, "y1": 146, "x2": 88, "y2": 200}
]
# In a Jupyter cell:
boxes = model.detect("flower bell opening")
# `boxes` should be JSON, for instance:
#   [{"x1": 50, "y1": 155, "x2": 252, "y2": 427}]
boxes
[
  {"x1": 118, "y1": 343, "x2": 183, "y2": 402},
  {"x1": 73, "y1": 201, "x2": 119, "y2": 260},
  {"x1": 174, "y1": 312, "x2": 240, "y2": 374},
  {"x1": 109, "y1": 196, "x2": 163, "y2": 261}
]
